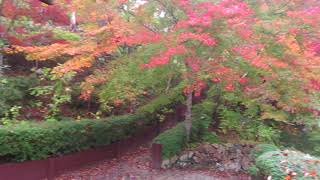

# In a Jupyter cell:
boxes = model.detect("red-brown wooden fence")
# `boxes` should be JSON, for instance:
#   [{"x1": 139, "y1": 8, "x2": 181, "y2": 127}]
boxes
[
  {"x1": 0, "y1": 124, "x2": 158, "y2": 180},
  {"x1": 0, "y1": 106, "x2": 185, "y2": 180}
]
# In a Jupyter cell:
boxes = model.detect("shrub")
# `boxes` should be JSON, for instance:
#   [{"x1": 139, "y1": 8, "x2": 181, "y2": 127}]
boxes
[
  {"x1": 280, "y1": 128, "x2": 320, "y2": 157},
  {"x1": 153, "y1": 121, "x2": 204, "y2": 159},
  {"x1": 152, "y1": 101, "x2": 213, "y2": 159},
  {"x1": 247, "y1": 165, "x2": 260, "y2": 176},
  {"x1": 152, "y1": 99, "x2": 217, "y2": 159},
  {"x1": 255, "y1": 150, "x2": 320, "y2": 180},
  {"x1": 0, "y1": 113, "x2": 155, "y2": 162},
  {"x1": 307, "y1": 130, "x2": 320, "y2": 156},
  {"x1": 201, "y1": 131, "x2": 220, "y2": 144},
  {"x1": 251, "y1": 144, "x2": 279, "y2": 159},
  {"x1": 0, "y1": 86, "x2": 184, "y2": 162},
  {"x1": 192, "y1": 100, "x2": 215, "y2": 131},
  {"x1": 0, "y1": 76, "x2": 38, "y2": 116},
  {"x1": 153, "y1": 123, "x2": 187, "y2": 159}
]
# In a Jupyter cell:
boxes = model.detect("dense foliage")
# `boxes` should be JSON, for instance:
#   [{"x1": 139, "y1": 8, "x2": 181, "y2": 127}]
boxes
[
  {"x1": 153, "y1": 100, "x2": 215, "y2": 159},
  {"x1": 0, "y1": 114, "x2": 149, "y2": 161},
  {"x1": 0, "y1": 76, "x2": 38, "y2": 117},
  {"x1": 153, "y1": 122, "x2": 188, "y2": 159},
  {"x1": 0, "y1": 1, "x2": 319, "y2": 176},
  {"x1": 0, "y1": 86, "x2": 184, "y2": 162}
]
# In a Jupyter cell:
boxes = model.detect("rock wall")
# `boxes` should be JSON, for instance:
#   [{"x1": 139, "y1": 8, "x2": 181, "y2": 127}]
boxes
[{"x1": 161, "y1": 143, "x2": 254, "y2": 173}]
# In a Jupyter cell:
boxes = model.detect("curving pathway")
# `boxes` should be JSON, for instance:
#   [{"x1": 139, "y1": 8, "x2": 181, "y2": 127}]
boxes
[{"x1": 56, "y1": 144, "x2": 251, "y2": 180}]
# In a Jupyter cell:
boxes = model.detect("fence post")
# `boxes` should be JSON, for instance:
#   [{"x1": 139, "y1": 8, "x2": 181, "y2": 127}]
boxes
[
  {"x1": 151, "y1": 143, "x2": 162, "y2": 169},
  {"x1": 47, "y1": 158, "x2": 55, "y2": 180}
]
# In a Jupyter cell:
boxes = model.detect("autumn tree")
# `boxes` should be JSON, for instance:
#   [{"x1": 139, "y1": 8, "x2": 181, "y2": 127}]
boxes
[
  {"x1": 119, "y1": 0, "x2": 320, "y2": 141},
  {"x1": 0, "y1": 0, "x2": 69, "y2": 46},
  {"x1": 0, "y1": 0, "x2": 70, "y2": 75},
  {"x1": 4, "y1": 0, "x2": 319, "y2": 135},
  {"x1": 6, "y1": 0, "x2": 145, "y2": 102}
]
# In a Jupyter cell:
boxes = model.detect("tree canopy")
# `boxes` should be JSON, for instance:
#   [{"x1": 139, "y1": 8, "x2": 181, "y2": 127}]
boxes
[{"x1": 1, "y1": 0, "x2": 320, "y2": 140}]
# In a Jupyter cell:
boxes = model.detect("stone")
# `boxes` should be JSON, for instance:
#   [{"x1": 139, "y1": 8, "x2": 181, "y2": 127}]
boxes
[
  {"x1": 193, "y1": 156, "x2": 201, "y2": 164},
  {"x1": 198, "y1": 144, "x2": 209, "y2": 153},
  {"x1": 170, "y1": 155, "x2": 178, "y2": 164},
  {"x1": 188, "y1": 151, "x2": 194, "y2": 158},
  {"x1": 211, "y1": 157, "x2": 220, "y2": 163},
  {"x1": 234, "y1": 144, "x2": 242, "y2": 149},
  {"x1": 215, "y1": 162, "x2": 225, "y2": 172},
  {"x1": 161, "y1": 159, "x2": 171, "y2": 169},
  {"x1": 179, "y1": 153, "x2": 189, "y2": 161},
  {"x1": 202, "y1": 143, "x2": 217, "y2": 154},
  {"x1": 211, "y1": 144, "x2": 222, "y2": 149},
  {"x1": 240, "y1": 156, "x2": 252, "y2": 170},
  {"x1": 224, "y1": 143, "x2": 233, "y2": 149},
  {"x1": 216, "y1": 145, "x2": 226, "y2": 154},
  {"x1": 194, "y1": 151, "x2": 205, "y2": 159},
  {"x1": 176, "y1": 160, "x2": 185, "y2": 167},
  {"x1": 180, "y1": 162, "x2": 188, "y2": 167},
  {"x1": 224, "y1": 162, "x2": 241, "y2": 172},
  {"x1": 241, "y1": 145, "x2": 253, "y2": 154}
]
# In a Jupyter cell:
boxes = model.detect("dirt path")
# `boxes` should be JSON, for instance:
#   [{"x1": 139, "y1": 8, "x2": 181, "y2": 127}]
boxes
[{"x1": 56, "y1": 145, "x2": 251, "y2": 180}]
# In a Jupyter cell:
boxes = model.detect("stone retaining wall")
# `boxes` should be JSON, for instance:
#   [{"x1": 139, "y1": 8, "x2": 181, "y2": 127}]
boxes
[{"x1": 161, "y1": 143, "x2": 254, "y2": 173}]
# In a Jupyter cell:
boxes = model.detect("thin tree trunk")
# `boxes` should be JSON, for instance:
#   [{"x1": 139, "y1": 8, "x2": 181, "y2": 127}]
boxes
[
  {"x1": 0, "y1": 53, "x2": 3, "y2": 76},
  {"x1": 185, "y1": 91, "x2": 192, "y2": 142},
  {"x1": 165, "y1": 74, "x2": 172, "y2": 93},
  {"x1": 70, "y1": 11, "x2": 77, "y2": 32}
]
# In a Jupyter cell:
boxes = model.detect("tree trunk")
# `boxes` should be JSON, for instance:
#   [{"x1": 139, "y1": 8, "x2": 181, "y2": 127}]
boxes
[
  {"x1": 185, "y1": 91, "x2": 193, "y2": 142},
  {"x1": 70, "y1": 11, "x2": 77, "y2": 32},
  {"x1": 0, "y1": 53, "x2": 3, "y2": 76}
]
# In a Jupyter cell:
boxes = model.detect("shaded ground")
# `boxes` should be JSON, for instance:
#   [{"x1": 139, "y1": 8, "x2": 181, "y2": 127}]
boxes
[{"x1": 57, "y1": 144, "x2": 251, "y2": 180}]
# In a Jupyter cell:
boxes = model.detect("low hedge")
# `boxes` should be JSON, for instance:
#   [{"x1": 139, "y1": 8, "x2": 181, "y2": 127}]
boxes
[
  {"x1": 0, "y1": 113, "x2": 154, "y2": 162},
  {"x1": 0, "y1": 87, "x2": 184, "y2": 162},
  {"x1": 252, "y1": 144, "x2": 320, "y2": 179}
]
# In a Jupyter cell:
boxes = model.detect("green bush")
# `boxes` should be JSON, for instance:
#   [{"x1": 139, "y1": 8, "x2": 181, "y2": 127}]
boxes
[
  {"x1": 0, "y1": 76, "x2": 38, "y2": 116},
  {"x1": 152, "y1": 98, "x2": 218, "y2": 159},
  {"x1": 201, "y1": 131, "x2": 220, "y2": 144},
  {"x1": 153, "y1": 120, "x2": 208, "y2": 159},
  {"x1": 251, "y1": 144, "x2": 279, "y2": 159},
  {"x1": 153, "y1": 123, "x2": 187, "y2": 159},
  {"x1": 247, "y1": 165, "x2": 260, "y2": 176},
  {"x1": 0, "y1": 113, "x2": 155, "y2": 162},
  {"x1": 280, "y1": 128, "x2": 320, "y2": 157},
  {"x1": 307, "y1": 130, "x2": 320, "y2": 156},
  {"x1": 255, "y1": 150, "x2": 320, "y2": 179},
  {"x1": 152, "y1": 100, "x2": 213, "y2": 159}
]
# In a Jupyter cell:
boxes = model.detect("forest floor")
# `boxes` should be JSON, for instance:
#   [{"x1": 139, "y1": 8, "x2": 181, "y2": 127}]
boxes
[{"x1": 56, "y1": 144, "x2": 251, "y2": 180}]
